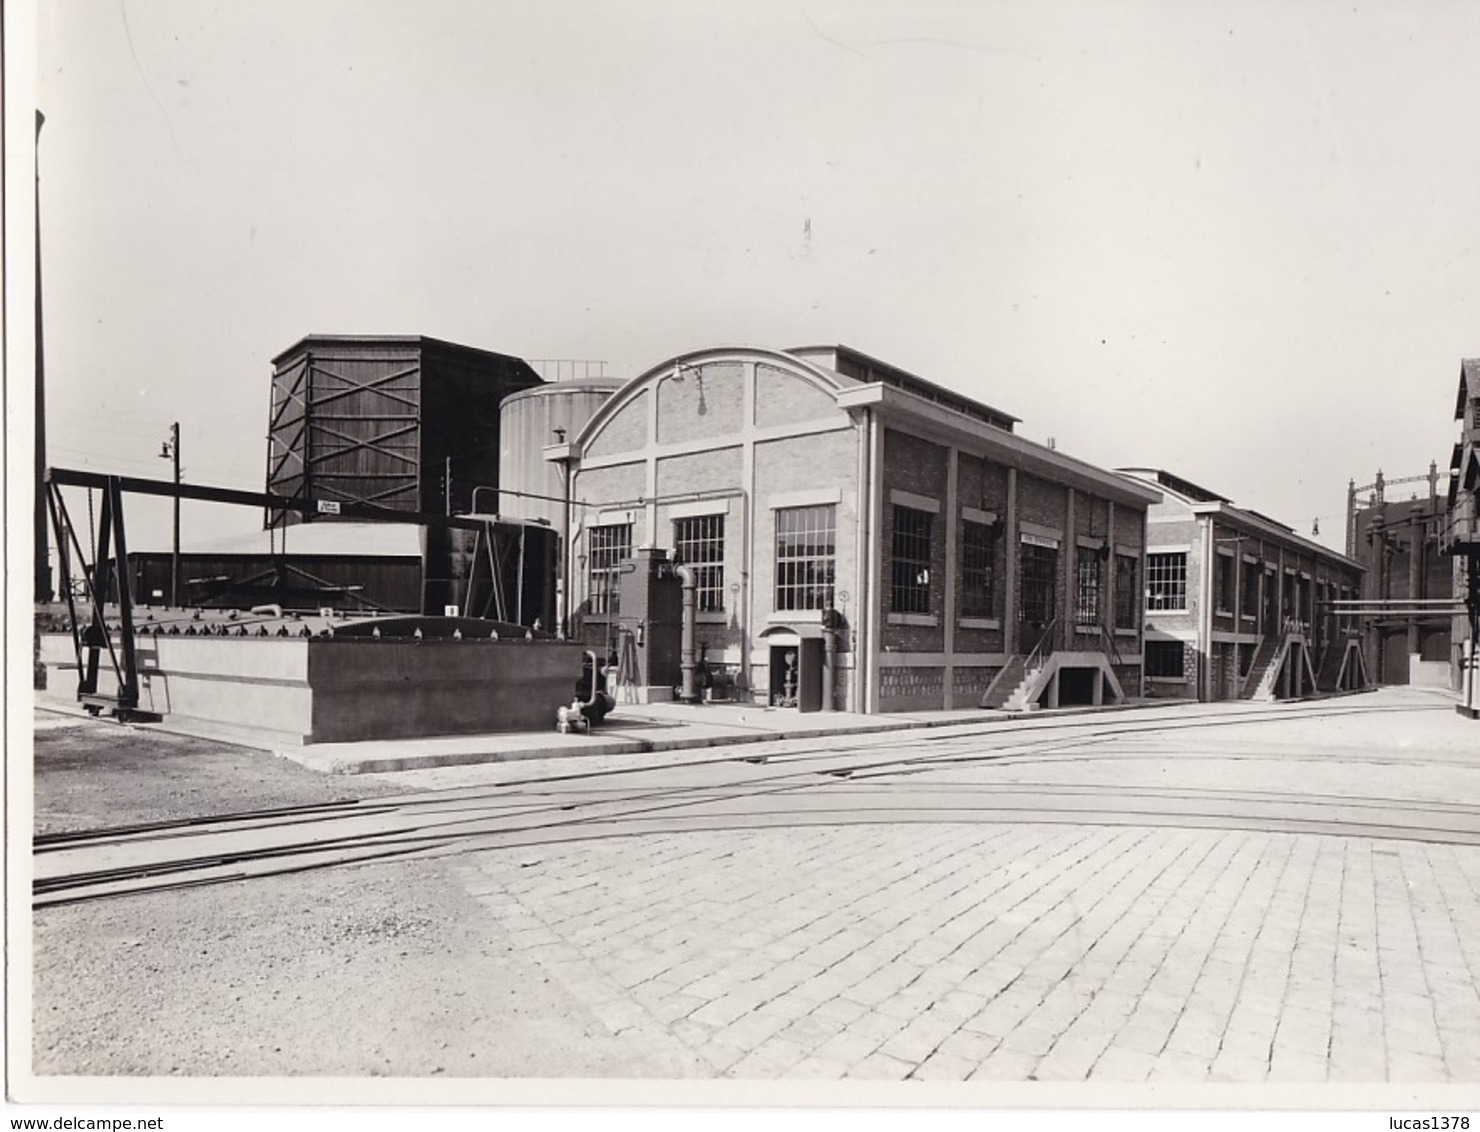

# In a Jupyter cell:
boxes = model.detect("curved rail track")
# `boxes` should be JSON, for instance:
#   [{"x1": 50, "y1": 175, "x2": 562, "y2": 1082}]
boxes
[{"x1": 33, "y1": 697, "x2": 1480, "y2": 908}]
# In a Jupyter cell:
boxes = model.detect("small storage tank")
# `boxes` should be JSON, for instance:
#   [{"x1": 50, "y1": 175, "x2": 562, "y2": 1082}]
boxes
[{"x1": 498, "y1": 379, "x2": 621, "y2": 524}]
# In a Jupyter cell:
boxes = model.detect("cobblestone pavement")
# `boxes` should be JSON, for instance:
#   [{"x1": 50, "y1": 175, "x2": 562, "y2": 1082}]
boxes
[{"x1": 446, "y1": 691, "x2": 1480, "y2": 1084}]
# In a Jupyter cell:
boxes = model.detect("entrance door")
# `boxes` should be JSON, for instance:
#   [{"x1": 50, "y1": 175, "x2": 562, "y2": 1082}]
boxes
[
  {"x1": 1019, "y1": 542, "x2": 1058, "y2": 657},
  {"x1": 769, "y1": 640, "x2": 822, "y2": 711}
]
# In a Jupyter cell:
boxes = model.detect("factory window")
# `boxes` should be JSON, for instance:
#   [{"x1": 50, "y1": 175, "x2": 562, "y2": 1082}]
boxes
[
  {"x1": 1216, "y1": 553, "x2": 1235, "y2": 614},
  {"x1": 890, "y1": 505, "x2": 933, "y2": 614},
  {"x1": 673, "y1": 515, "x2": 725, "y2": 613},
  {"x1": 1145, "y1": 640, "x2": 1186, "y2": 680},
  {"x1": 1019, "y1": 543, "x2": 1057, "y2": 625},
  {"x1": 1114, "y1": 554, "x2": 1139, "y2": 630},
  {"x1": 1242, "y1": 560, "x2": 1261, "y2": 620},
  {"x1": 1075, "y1": 552, "x2": 1102, "y2": 629},
  {"x1": 775, "y1": 505, "x2": 836, "y2": 611},
  {"x1": 587, "y1": 523, "x2": 631, "y2": 617},
  {"x1": 960, "y1": 519, "x2": 997, "y2": 619},
  {"x1": 1145, "y1": 552, "x2": 1188, "y2": 611}
]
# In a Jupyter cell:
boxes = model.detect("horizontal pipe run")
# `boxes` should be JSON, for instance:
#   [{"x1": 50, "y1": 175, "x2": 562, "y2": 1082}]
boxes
[{"x1": 45, "y1": 467, "x2": 539, "y2": 533}]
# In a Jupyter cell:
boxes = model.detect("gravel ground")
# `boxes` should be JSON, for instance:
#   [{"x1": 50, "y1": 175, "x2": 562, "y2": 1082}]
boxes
[
  {"x1": 32, "y1": 713, "x2": 407, "y2": 836},
  {"x1": 28, "y1": 711, "x2": 702, "y2": 1081}
]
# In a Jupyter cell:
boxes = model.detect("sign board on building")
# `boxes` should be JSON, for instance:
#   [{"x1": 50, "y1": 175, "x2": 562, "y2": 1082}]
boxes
[
  {"x1": 316, "y1": 500, "x2": 341, "y2": 515},
  {"x1": 1021, "y1": 533, "x2": 1061, "y2": 550}
]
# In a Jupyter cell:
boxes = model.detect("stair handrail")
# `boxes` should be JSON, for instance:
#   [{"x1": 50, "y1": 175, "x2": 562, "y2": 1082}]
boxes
[
  {"x1": 1253, "y1": 617, "x2": 1302, "y2": 699},
  {"x1": 1098, "y1": 623, "x2": 1124, "y2": 668},
  {"x1": 1025, "y1": 618, "x2": 1057, "y2": 675}
]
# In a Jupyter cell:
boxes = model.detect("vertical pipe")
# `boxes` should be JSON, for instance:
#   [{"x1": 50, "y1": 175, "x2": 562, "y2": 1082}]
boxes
[
  {"x1": 170, "y1": 422, "x2": 181, "y2": 608},
  {"x1": 822, "y1": 623, "x2": 837, "y2": 712},
  {"x1": 516, "y1": 525, "x2": 526, "y2": 626},
  {"x1": 561, "y1": 461, "x2": 573, "y2": 638},
  {"x1": 677, "y1": 565, "x2": 698, "y2": 703}
]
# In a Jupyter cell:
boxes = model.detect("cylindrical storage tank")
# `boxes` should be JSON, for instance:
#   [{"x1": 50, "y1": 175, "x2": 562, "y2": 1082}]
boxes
[{"x1": 498, "y1": 379, "x2": 620, "y2": 524}]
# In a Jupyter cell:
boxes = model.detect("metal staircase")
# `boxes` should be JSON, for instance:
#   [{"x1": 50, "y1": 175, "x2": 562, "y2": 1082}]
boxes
[
  {"x1": 979, "y1": 619, "x2": 1126, "y2": 712},
  {"x1": 1242, "y1": 618, "x2": 1319, "y2": 701},
  {"x1": 1315, "y1": 632, "x2": 1369, "y2": 693}
]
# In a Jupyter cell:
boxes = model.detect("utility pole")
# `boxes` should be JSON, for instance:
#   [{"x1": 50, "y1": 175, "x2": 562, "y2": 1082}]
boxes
[
  {"x1": 35, "y1": 110, "x2": 51, "y2": 604},
  {"x1": 160, "y1": 423, "x2": 180, "y2": 605}
]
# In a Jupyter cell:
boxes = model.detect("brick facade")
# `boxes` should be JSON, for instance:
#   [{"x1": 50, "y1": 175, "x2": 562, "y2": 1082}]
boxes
[
  {"x1": 559, "y1": 345, "x2": 1157, "y2": 713},
  {"x1": 1123, "y1": 468, "x2": 1365, "y2": 702}
]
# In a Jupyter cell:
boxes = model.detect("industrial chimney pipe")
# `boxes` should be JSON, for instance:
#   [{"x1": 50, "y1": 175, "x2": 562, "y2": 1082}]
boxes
[
  {"x1": 822, "y1": 621, "x2": 837, "y2": 712},
  {"x1": 675, "y1": 564, "x2": 699, "y2": 704}
]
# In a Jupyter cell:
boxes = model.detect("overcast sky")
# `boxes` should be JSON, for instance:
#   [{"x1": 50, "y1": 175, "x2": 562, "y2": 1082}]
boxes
[{"x1": 29, "y1": 0, "x2": 1480, "y2": 552}]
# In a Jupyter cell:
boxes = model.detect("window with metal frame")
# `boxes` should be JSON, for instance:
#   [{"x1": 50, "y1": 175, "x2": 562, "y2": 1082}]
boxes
[
  {"x1": 586, "y1": 523, "x2": 631, "y2": 616},
  {"x1": 1145, "y1": 552, "x2": 1188, "y2": 611},
  {"x1": 1075, "y1": 552, "x2": 1102, "y2": 628},
  {"x1": 1114, "y1": 554, "x2": 1138, "y2": 630},
  {"x1": 890, "y1": 505, "x2": 933, "y2": 614},
  {"x1": 775, "y1": 505, "x2": 836, "y2": 611},
  {"x1": 1019, "y1": 543, "x2": 1057, "y2": 624},
  {"x1": 673, "y1": 514, "x2": 725, "y2": 613},
  {"x1": 960, "y1": 519, "x2": 997, "y2": 619}
]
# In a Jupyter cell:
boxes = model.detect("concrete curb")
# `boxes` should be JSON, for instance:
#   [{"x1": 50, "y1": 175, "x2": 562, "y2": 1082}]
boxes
[{"x1": 277, "y1": 697, "x2": 1189, "y2": 774}]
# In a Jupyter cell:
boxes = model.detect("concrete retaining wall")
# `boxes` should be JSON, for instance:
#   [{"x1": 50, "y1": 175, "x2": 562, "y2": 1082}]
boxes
[{"x1": 38, "y1": 634, "x2": 586, "y2": 745}]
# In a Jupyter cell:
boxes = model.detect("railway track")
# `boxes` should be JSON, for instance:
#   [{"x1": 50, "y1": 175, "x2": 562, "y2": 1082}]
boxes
[{"x1": 33, "y1": 697, "x2": 1480, "y2": 908}]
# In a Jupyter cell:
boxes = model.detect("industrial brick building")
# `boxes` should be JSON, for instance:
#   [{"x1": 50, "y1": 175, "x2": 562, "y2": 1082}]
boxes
[
  {"x1": 534, "y1": 345, "x2": 1159, "y2": 714},
  {"x1": 1346, "y1": 467, "x2": 1455, "y2": 688},
  {"x1": 1115, "y1": 468, "x2": 1367, "y2": 702}
]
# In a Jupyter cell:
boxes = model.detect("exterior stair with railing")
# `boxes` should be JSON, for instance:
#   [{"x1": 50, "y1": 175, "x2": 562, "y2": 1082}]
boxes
[
  {"x1": 1240, "y1": 630, "x2": 1283, "y2": 700},
  {"x1": 1315, "y1": 631, "x2": 1367, "y2": 693},
  {"x1": 1242, "y1": 619, "x2": 1318, "y2": 701},
  {"x1": 980, "y1": 655, "x2": 1028, "y2": 710},
  {"x1": 1314, "y1": 639, "x2": 1345, "y2": 693}
]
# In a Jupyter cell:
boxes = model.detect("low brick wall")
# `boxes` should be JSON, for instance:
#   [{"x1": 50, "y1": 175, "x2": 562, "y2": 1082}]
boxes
[{"x1": 38, "y1": 634, "x2": 587, "y2": 745}]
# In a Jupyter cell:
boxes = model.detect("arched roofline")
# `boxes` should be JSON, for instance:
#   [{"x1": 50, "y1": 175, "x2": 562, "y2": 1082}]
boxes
[{"x1": 574, "y1": 346, "x2": 850, "y2": 448}]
